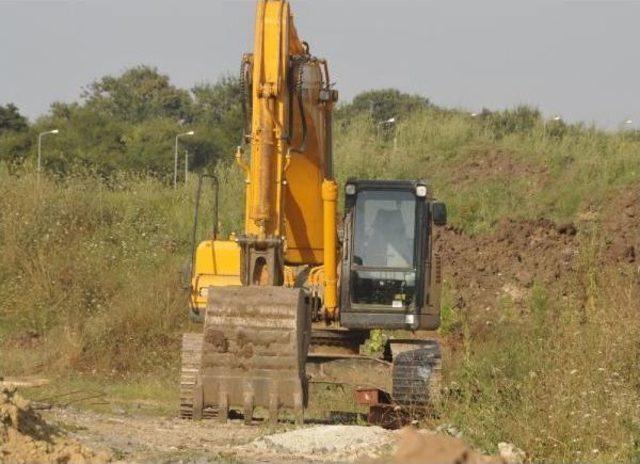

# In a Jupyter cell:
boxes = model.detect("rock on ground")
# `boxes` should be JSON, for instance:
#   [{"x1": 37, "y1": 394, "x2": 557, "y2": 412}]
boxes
[
  {"x1": 498, "y1": 442, "x2": 526, "y2": 464},
  {"x1": 392, "y1": 428, "x2": 506, "y2": 464},
  {"x1": 249, "y1": 424, "x2": 394, "y2": 460}
]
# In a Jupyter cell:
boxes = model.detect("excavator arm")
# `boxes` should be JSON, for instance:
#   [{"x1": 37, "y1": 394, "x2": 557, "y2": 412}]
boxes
[
  {"x1": 239, "y1": 0, "x2": 338, "y2": 287},
  {"x1": 182, "y1": 0, "x2": 338, "y2": 424}
]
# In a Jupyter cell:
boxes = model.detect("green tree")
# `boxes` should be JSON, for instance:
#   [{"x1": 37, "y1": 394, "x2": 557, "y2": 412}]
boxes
[
  {"x1": 0, "y1": 103, "x2": 28, "y2": 133},
  {"x1": 82, "y1": 66, "x2": 192, "y2": 123},
  {"x1": 336, "y1": 89, "x2": 430, "y2": 123},
  {"x1": 189, "y1": 76, "x2": 245, "y2": 169},
  {"x1": 0, "y1": 103, "x2": 30, "y2": 167},
  {"x1": 191, "y1": 76, "x2": 243, "y2": 126}
]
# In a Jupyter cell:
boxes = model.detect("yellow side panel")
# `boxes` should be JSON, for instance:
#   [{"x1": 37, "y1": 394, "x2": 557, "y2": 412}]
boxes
[
  {"x1": 193, "y1": 240, "x2": 240, "y2": 276},
  {"x1": 190, "y1": 240, "x2": 241, "y2": 311}
]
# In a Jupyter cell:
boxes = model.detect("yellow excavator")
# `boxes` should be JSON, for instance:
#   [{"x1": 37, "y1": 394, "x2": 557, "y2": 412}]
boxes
[{"x1": 181, "y1": 0, "x2": 447, "y2": 425}]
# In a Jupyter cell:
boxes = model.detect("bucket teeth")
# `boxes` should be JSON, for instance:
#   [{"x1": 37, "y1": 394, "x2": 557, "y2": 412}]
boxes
[{"x1": 182, "y1": 286, "x2": 309, "y2": 424}]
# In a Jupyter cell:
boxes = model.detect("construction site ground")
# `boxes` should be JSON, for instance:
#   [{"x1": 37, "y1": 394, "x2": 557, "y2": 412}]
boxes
[
  {"x1": 3, "y1": 383, "x2": 522, "y2": 464},
  {"x1": 43, "y1": 407, "x2": 394, "y2": 463}
]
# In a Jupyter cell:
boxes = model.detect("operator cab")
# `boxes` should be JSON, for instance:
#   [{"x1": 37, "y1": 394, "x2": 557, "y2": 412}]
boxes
[{"x1": 340, "y1": 179, "x2": 446, "y2": 331}]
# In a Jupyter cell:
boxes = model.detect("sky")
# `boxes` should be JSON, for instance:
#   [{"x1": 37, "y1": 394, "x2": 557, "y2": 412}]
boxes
[{"x1": 0, "y1": 0, "x2": 638, "y2": 129}]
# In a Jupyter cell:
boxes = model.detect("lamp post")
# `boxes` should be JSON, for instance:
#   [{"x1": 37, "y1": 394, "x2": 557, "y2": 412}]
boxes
[
  {"x1": 543, "y1": 115, "x2": 561, "y2": 142},
  {"x1": 184, "y1": 149, "x2": 189, "y2": 185},
  {"x1": 377, "y1": 117, "x2": 396, "y2": 147},
  {"x1": 37, "y1": 129, "x2": 59, "y2": 182},
  {"x1": 174, "y1": 131, "x2": 194, "y2": 189}
]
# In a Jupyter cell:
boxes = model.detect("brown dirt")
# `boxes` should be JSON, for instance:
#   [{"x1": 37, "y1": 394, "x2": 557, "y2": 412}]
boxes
[
  {"x1": 433, "y1": 182, "x2": 640, "y2": 349},
  {"x1": 437, "y1": 217, "x2": 579, "y2": 316},
  {"x1": 601, "y1": 186, "x2": 640, "y2": 264},
  {"x1": 0, "y1": 386, "x2": 111, "y2": 464},
  {"x1": 390, "y1": 428, "x2": 505, "y2": 464}
]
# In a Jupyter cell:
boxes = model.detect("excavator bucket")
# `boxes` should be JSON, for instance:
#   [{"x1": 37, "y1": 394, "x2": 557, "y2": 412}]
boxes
[{"x1": 181, "y1": 286, "x2": 310, "y2": 424}]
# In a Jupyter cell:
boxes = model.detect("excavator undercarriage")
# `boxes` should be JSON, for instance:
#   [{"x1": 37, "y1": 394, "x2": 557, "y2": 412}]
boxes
[{"x1": 181, "y1": 286, "x2": 444, "y2": 424}]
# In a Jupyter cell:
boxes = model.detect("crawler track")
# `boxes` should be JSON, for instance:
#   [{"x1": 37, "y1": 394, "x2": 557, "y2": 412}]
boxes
[{"x1": 392, "y1": 344, "x2": 442, "y2": 407}]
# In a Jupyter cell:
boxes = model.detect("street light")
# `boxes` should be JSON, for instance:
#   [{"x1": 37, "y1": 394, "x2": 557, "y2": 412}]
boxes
[
  {"x1": 543, "y1": 115, "x2": 562, "y2": 142},
  {"x1": 174, "y1": 130, "x2": 194, "y2": 188},
  {"x1": 621, "y1": 119, "x2": 634, "y2": 138},
  {"x1": 37, "y1": 129, "x2": 59, "y2": 181},
  {"x1": 184, "y1": 149, "x2": 189, "y2": 185},
  {"x1": 377, "y1": 117, "x2": 397, "y2": 147}
]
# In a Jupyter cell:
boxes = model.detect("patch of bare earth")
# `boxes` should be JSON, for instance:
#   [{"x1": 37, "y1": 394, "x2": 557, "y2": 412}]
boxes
[
  {"x1": 45, "y1": 407, "x2": 395, "y2": 463},
  {"x1": 42, "y1": 406, "x2": 519, "y2": 464},
  {"x1": 601, "y1": 186, "x2": 640, "y2": 264},
  {"x1": 437, "y1": 217, "x2": 579, "y2": 318},
  {"x1": 44, "y1": 407, "x2": 262, "y2": 463}
]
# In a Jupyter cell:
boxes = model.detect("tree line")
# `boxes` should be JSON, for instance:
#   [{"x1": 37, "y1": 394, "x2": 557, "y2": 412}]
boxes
[{"x1": 1, "y1": 64, "x2": 576, "y2": 180}]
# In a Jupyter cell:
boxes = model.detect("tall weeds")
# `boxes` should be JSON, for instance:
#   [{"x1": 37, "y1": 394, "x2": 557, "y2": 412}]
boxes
[{"x1": 0, "y1": 164, "x2": 243, "y2": 374}]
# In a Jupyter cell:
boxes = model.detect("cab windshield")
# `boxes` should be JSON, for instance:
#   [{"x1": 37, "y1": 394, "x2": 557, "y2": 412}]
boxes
[{"x1": 351, "y1": 190, "x2": 417, "y2": 307}]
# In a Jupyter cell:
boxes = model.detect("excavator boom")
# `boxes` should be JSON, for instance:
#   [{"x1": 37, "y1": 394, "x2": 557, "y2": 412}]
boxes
[{"x1": 182, "y1": 0, "x2": 337, "y2": 423}]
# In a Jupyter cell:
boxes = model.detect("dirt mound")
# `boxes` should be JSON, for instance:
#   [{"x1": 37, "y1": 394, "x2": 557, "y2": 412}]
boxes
[
  {"x1": 390, "y1": 428, "x2": 506, "y2": 464},
  {"x1": 0, "y1": 386, "x2": 111, "y2": 464},
  {"x1": 437, "y1": 218, "x2": 578, "y2": 317},
  {"x1": 602, "y1": 186, "x2": 640, "y2": 264},
  {"x1": 437, "y1": 185, "x2": 640, "y2": 323}
]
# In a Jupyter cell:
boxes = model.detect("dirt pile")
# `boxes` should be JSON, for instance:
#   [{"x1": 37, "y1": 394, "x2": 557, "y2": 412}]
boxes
[
  {"x1": 602, "y1": 186, "x2": 640, "y2": 264},
  {"x1": 391, "y1": 428, "x2": 508, "y2": 464},
  {"x1": 438, "y1": 218, "x2": 578, "y2": 315},
  {"x1": 0, "y1": 386, "x2": 111, "y2": 464},
  {"x1": 436, "y1": 187, "x2": 640, "y2": 322},
  {"x1": 392, "y1": 429, "x2": 508, "y2": 464}
]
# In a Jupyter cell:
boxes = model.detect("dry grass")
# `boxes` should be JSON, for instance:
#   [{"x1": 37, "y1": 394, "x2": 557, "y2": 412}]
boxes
[{"x1": 0, "y1": 165, "x2": 242, "y2": 376}]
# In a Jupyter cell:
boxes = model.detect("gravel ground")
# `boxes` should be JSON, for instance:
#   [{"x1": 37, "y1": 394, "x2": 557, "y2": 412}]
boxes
[
  {"x1": 44, "y1": 407, "x2": 396, "y2": 463},
  {"x1": 248, "y1": 425, "x2": 396, "y2": 461}
]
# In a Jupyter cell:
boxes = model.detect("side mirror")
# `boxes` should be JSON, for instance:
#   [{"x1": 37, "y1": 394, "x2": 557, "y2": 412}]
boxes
[{"x1": 432, "y1": 202, "x2": 447, "y2": 226}]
